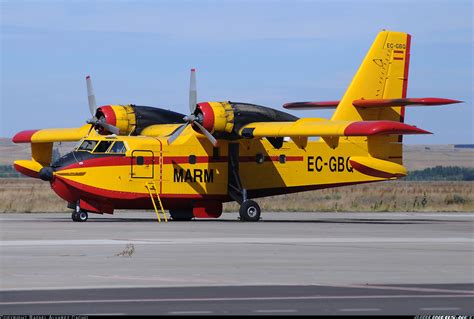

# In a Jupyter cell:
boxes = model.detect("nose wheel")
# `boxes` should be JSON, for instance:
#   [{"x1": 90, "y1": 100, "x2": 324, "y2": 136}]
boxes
[
  {"x1": 72, "y1": 210, "x2": 88, "y2": 222},
  {"x1": 72, "y1": 203, "x2": 89, "y2": 222},
  {"x1": 239, "y1": 200, "x2": 261, "y2": 221}
]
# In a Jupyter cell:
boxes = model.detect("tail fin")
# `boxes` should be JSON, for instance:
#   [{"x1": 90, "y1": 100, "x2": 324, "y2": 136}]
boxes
[
  {"x1": 331, "y1": 30, "x2": 411, "y2": 123},
  {"x1": 331, "y1": 30, "x2": 411, "y2": 167}
]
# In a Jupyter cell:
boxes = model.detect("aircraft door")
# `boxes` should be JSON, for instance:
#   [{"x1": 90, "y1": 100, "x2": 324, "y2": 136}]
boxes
[{"x1": 131, "y1": 150, "x2": 154, "y2": 179}]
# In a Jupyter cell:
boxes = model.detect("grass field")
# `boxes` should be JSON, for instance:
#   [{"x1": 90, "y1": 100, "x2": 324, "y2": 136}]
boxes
[{"x1": 1, "y1": 178, "x2": 472, "y2": 213}]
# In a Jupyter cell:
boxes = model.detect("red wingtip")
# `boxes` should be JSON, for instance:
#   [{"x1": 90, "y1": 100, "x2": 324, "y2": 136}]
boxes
[
  {"x1": 14, "y1": 163, "x2": 40, "y2": 179},
  {"x1": 12, "y1": 130, "x2": 40, "y2": 143},
  {"x1": 283, "y1": 101, "x2": 340, "y2": 109}
]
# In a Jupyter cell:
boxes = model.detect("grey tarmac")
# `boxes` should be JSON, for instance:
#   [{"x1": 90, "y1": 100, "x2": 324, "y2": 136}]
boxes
[{"x1": 1, "y1": 211, "x2": 473, "y2": 315}]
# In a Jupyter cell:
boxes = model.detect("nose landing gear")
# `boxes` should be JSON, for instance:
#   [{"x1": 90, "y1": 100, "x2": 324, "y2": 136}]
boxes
[
  {"x1": 71, "y1": 202, "x2": 88, "y2": 222},
  {"x1": 72, "y1": 210, "x2": 88, "y2": 222}
]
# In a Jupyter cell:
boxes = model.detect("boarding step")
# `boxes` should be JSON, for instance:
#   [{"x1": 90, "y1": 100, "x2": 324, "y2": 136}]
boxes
[{"x1": 145, "y1": 182, "x2": 168, "y2": 223}]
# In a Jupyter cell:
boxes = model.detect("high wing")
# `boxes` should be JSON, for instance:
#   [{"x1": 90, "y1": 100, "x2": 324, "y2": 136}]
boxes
[{"x1": 12, "y1": 124, "x2": 94, "y2": 143}]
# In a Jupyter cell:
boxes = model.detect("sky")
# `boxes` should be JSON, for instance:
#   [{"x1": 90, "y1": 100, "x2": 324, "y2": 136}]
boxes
[{"x1": 1, "y1": 0, "x2": 473, "y2": 144}]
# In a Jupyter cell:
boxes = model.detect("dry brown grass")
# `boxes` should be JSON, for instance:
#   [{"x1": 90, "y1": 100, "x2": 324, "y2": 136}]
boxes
[
  {"x1": 0, "y1": 179, "x2": 67, "y2": 213},
  {"x1": 1, "y1": 178, "x2": 472, "y2": 213},
  {"x1": 224, "y1": 181, "x2": 474, "y2": 212}
]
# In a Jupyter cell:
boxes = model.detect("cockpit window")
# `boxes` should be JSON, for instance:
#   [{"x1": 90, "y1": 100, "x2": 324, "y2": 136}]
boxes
[
  {"x1": 78, "y1": 140, "x2": 98, "y2": 151},
  {"x1": 109, "y1": 141, "x2": 127, "y2": 154},
  {"x1": 94, "y1": 141, "x2": 113, "y2": 153}
]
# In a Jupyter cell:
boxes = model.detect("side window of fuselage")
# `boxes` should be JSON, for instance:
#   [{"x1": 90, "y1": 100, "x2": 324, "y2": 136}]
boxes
[{"x1": 109, "y1": 141, "x2": 126, "y2": 154}]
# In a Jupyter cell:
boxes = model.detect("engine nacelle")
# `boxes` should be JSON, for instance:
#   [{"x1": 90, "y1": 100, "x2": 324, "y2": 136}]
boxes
[
  {"x1": 193, "y1": 101, "x2": 298, "y2": 137},
  {"x1": 95, "y1": 105, "x2": 185, "y2": 135}
]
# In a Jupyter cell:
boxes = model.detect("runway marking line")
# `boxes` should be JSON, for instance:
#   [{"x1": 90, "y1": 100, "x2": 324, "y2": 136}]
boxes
[
  {"x1": 1, "y1": 294, "x2": 473, "y2": 306},
  {"x1": 254, "y1": 309, "x2": 298, "y2": 313},
  {"x1": 168, "y1": 311, "x2": 214, "y2": 314},
  {"x1": 339, "y1": 308, "x2": 380, "y2": 312},
  {"x1": 1, "y1": 237, "x2": 473, "y2": 247},
  {"x1": 420, "y1": 307, "x2": 461, "y2": 311},
  {"x1": 324, "y1": 283, "x2": 474, "y2": 294}
]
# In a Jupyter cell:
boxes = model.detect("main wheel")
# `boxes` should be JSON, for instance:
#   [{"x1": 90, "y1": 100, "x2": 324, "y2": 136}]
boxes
[
  {"x1": 239, "y1": 200, "x2": 261, "y2": 221},
  {"x1": 71, "y1": 211, "x2": 79, "y2": 222},
  {"x1": 169, "y1": 209, "x2": 193, "y2": 221},
  {"x1": 77, "y1": 210, "x2": 88, "y2": 222}
]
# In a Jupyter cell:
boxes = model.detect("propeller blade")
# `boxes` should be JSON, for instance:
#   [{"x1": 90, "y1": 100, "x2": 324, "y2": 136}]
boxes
[
  {"x1": 86, "y1": 75, "x2": 97, "y2": 116},
  {"x1": 193, "y1": 121, "x2": 218, "y2": 147},
  {"x1": 98, "y1": 121, "x2": 120, "y2": 135},
  {"x1": 167, "y1": 123, "x2": 190, "y2": 145},
  {"x1": 189, "y1": 68, "x2": 197, "y2": 113},
  {"x1": 86, "y1": 123, "x2": 95, "y2": 137}
]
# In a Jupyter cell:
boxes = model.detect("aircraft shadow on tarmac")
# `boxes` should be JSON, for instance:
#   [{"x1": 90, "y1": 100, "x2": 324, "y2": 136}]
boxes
[{"x1": 36, "y1": 216, "x2": 469, "y2": 225}]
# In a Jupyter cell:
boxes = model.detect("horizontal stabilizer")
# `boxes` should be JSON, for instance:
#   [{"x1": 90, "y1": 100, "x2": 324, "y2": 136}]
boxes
[
  {"x1": 349, "y1": 156, "x2": 407, "y2": 178},
  {"x1": 352, "y1": 97, "x2": 462, "y2": 108},
  {"x1": 12, "y1": 124, "x2": 93, "y2": 143},
  {"x1": 283, "y1": 101, "x2": 340, "y2": 109},
  {"x1": 239, "y1": 119, "x2": 431, "y2": 138},
  {"x1": 283, "y1": 98, "x2": 461, "y2": 110}
]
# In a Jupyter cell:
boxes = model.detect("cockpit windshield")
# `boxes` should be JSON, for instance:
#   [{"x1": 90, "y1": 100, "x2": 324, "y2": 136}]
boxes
[
  {"x1": 94, "y1": 141, "x2": 113, "y2": 153},
  {"x1": 77, "y1": 140, "x2": 98, "y2": 151},
  {"x1": 109, "y1": 141, "x2": 126, "y2": 154},
  {"x1": 76, "y1": 139, "x2": 127, "y2": 154}
]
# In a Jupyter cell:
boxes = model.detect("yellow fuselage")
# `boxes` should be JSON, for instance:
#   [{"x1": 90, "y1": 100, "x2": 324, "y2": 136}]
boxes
[{"x1": 50, "y1": 129, "x2": 385, "y2": 216}]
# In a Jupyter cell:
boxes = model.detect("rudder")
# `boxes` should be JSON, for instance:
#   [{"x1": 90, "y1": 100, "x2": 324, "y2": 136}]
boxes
[{"x1": 331, "y1": 30, "x2": 411, "y2": 123}]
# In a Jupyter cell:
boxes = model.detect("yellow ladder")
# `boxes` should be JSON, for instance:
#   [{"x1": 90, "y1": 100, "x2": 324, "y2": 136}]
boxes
[{"x1": 145, "y1": 182, "x2": 168, "y2": 223}]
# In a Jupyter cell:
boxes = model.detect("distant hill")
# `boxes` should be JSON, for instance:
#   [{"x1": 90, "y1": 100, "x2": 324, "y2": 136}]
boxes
[{"x1": 1, "y1": 137, "x2": 473, "y2": 171}]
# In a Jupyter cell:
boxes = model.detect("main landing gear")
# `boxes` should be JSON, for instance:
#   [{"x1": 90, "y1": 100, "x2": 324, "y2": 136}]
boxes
[
  {"x1": 228, "y1": 143, "x2": 262, "y2": 222},
  {"x1": 239, "y1": 200, "x2": 261, "y2": 221}
]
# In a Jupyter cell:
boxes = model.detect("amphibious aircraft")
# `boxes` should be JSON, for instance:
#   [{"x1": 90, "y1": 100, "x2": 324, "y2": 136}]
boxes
[{"x1": 12, "y1": 30, "x2": 460, "y2": 222}]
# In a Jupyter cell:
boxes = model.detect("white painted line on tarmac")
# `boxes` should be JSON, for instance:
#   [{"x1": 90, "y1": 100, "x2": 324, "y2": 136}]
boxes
[
  {"x1": 254, "y1": 309, "x2": 298, "y2": 313},
  {"x1": 168, "y1": 311, "x2": 214, "y2": 314},
  {"x1": 1, "y1": 294, "x2": 473, "y2": 306},
  {"x1": 1, "y1": 237, "x2": 472, "y2": 247},
  {"x1": 327, "y1": 283, "x2": 474, "y2": 294},
  {"x1": 339, "y1": 308, "x2": 380, "y2": 312},
  {"x1": 420, "y1": 307, "x2": 461, "y2": 311}
]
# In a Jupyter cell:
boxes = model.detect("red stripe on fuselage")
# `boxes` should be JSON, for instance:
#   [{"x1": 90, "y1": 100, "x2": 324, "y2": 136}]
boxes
[
  {"x1": 51, "y1": 175, "x2": 229, "y2": 210},
  {"x1": 58, "y1": 154, "x2": 305, "y2": 170}
]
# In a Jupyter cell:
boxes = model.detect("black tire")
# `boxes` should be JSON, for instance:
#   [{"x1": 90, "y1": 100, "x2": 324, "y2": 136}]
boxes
[
  {"x1": 169, "y1": 209, "x2": 193, "y2": 221},
  {"x1": 239, "y1": 200, "x2": 261, "y2": 221},
  {"x1": 77, "y1": 211, "x2": 88, "y2": 222},
  {"x1": 71, "y1": 211, "x2": 79, "y2": 222}
]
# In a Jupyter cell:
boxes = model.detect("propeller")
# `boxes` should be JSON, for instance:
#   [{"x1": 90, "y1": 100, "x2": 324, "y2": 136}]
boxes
[
  {"x1": 85, "y1": 75, "x2": 120, "y2": 135},
  {"x1": 167, "y1": 69, "x2": 218, "y2": 146}
]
